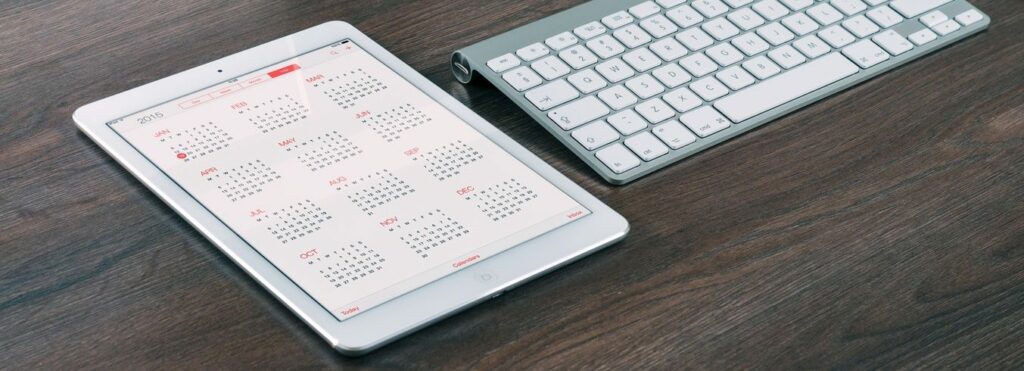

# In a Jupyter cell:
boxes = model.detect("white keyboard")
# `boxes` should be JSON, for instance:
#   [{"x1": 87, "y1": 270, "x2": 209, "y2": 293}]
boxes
[{"x1": 453, "y1": 0, "x2": 990, "y2": 184}]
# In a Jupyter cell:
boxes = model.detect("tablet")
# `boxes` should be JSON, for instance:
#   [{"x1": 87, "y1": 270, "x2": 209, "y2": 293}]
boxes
[{"x1": 73, "y1": 21, "x2": 628, "y2": 355}]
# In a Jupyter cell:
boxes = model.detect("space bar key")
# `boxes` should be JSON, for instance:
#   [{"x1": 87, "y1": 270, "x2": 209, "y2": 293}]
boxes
[{"x1": 714, "y1": 53, "x2": 860, "y2": 123}]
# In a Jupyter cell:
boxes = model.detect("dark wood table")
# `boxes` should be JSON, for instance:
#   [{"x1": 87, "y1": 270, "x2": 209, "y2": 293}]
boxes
[{"x1": 2, "y1": 0, "x2": 1023, "y2": 368}]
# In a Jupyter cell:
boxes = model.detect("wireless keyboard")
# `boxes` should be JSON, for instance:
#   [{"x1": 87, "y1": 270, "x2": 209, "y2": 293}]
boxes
[{"x1": 452, "y1": 0, "x2": 989, "y2": 184}]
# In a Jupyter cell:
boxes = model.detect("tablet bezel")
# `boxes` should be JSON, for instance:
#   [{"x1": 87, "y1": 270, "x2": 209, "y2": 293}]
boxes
[{"x1": 73, "y1": 21, "x2": 628, "y2": 355}]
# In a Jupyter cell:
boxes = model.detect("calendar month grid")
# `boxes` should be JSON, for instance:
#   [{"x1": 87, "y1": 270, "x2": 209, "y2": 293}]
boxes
[{"x1": 113, "y1": 41, "x2": 589, "y2": 320}]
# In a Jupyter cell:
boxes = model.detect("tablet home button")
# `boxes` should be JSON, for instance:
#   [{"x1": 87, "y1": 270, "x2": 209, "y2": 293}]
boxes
[{"x1": 475, "y1": 272, "x2": 495, "y2": 282}]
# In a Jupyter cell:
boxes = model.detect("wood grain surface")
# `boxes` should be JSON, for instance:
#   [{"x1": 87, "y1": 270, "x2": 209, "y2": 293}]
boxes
[{"x1": 1, "y1": 0, "x2": 1023, "y2": 368}]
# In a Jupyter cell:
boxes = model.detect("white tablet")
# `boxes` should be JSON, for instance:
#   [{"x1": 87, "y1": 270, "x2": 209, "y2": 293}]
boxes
[{"x1": 73, "y1": 21, "x2": 628, "y2": 355}]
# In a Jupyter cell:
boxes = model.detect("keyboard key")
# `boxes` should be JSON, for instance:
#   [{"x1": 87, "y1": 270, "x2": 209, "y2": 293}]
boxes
[
  {"x1": 623, "y1": 49, "x2": 662, "y2": 72},
  {"x1": 715, "y1": 53, "x2": 859, "y2": 122},
  {"x1": 706, "y1": 43, "x2": 744, "y2": 66},
  {"x1": 679, "y1": 54, "x2": 719, "y2": 77},
  {"x1": 728, "y1": 8, "x2": 767, "y2": 30},
  {"x1": 866, "y1": 6, "x2": 905, "y2": 28},
  {"x1": 531, "y1": 56, "x2": 572, "y2": 80},
  {"x1": 657, "y1": 0, "x2": 687, "y2": 7},
  {"x1": 640, "y1": 15, "x2": 680, "y2": 38},
  {"x1": 559, "y1": 45, "x2": 600, "y2": 69},
  {"x1": 865, "y1": 0, "x2": 886, "y2": 5},
  {"x1": 753, "y1": 0, "x2": 791, "y2": 20},
  {"x1": 634, "y1": 98, "x2": 676, "y2": 123},
  {"x1": 780, "y1": 0, "x2": 813, "y2": 11},
  {"x1": 732, "y1": 33, "x2": 770, "y2": 56},
  {"x1": 548, "y1": 96, "x2": 611, "y2": 129},
  {"x1": 572, "y1": 120, "x2": 620, "y2": 150},
  {"x1": 758, "y1": 22, "x2": 796, "y2": 45},
  {"x1": 652, "y1": 121, "x2": 698, "y2": 149},
  {"x1": 716, "y1": 66, "x2": 757, "y2": 90},
  {"x1": 607, "y1": 110, "x2": 650, "y2": 135},
  {"x1": 596, "y1": 58, "x2": 636, "y2": 82},
  {"x1": 680, "y1": 106, "x2": 732, "y2": 137},
  {"x1": 831, "y1": 0, "x2": 868, "y2": 16},
  {"x1": 598, "y1": 85, "x2": 640, "y2": 110},
  {"x1": 624, "y1": 132, "x2": 670, "y2": 161},
  {"x1": 842, "y1": 15, "x2": 880, "y2": 38},
  {"x1": 757, "y1": 22, "x2": 794, "y2": 45},
  {"x1": 502, "y1": 66, "x2": 543, "y2": 91},
  {"x1": 725, "y1": 0, "x2": 755, "y2": 6},
  {"x1": 587, "y1": 35, "x2": 627, "y2": 58},
  {"x1": 781, "y1": 13, "x2": 820, "y2": 35},
  {"x1": 487, "y1": 53, "x2": 521, "y2": 73},
  {"x1": 574, "y1": 21, "x2": 608, "y2": 40},
  {"x1": 516, "y1": 43, "x2": 550, "y2": 61},
  {"x1": 819, "y1": 25, "x2": 857, "y2": 48},
  {"x1": 703, "y1": 17, "x2": 741, "y2": 40},
  {"x1": 629, "y1": 1, "x2": 663, "y2": 18},
  {"x1": 871, "y1": 29, "x2": 914, "y2": 55},
  {"x1": 932, "y1": 19, "x2": 961, "y2": 35},
  {"x1": 768, "y1": 45, "x2": 807, "y2": 68},
  {"x1": 908, "y1": 28, "x2": 938, "y2": 45},
  {"x1": 890, "y1": 0, "x2": 952, "y2": 17},
  {"x1": 676, "y1": 28, "x2": 715, "y2": 51},
  {"x1": 595, "y1": 144, "x2": 642, "y2": 173},
  {"x1": 567, "y1": 69, "x2": 608, "y2": 93},
  {"x1": 666, "y1": 5, "x2": 705, "y2": 28},
  {"x1": 662, "y1": 86, "x2": 704, "y2": 112},
  {"x1": 525, "y1": 79, "x2": 580, "y2": 110},
  {"x1": 602, "y1": 11, "x2": 636, "y2": 29},
  {"x1": 843, "y1": 39, "x2": 889, "y2": 68},
  {"x1": 649, "y1": 38, "x2": 688, "y2": 61},
  {"x1": 919, "y1": 10, "x2": 948, "y2": 27},
  {"x1": 742, "y1": 55, "x2": 783, "y2": 79},
  {"x1": 545, "y1": 32, "x2": 579, "y2": 51},
  {"x1": 613, "y1": 25, "x2": 654, "y2": 48},
  {"x1": 652, "y1": 64, "x2": 692, "y2": 88},
  {"x1": 955, "y1": 9, "x2": 984, "y2": 26},
  {"x1": 792, "y1": 35, "x2": 832, "y2": 58},
  {"x1": 807, "y1": 3, "x2": 844, "y2": 25},
  {"x1": 692, "y1": 0, "x2": 730, "y2": 18},
  {"x1": 625, "y1": 74, "x2": 667, "y2": 99},
  {"x1": 690, "y1": 76, "x2": 730, "y2": 100}
]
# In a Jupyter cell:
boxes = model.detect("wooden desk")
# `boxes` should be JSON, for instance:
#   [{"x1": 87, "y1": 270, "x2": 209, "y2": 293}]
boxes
[{"x1": 2, "y1": 0, "x2": 1022, "y2": 368}]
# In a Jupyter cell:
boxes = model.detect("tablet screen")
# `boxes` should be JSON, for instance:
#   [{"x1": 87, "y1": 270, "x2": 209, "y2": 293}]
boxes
[{"x1": 108, "y1": 40, "x2": 590, "y2": 320}]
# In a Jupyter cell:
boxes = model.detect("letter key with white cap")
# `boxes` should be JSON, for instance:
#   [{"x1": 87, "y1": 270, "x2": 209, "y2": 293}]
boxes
[{"x1": 457, "y1": 0, "x2": 990, "y2": 183}]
